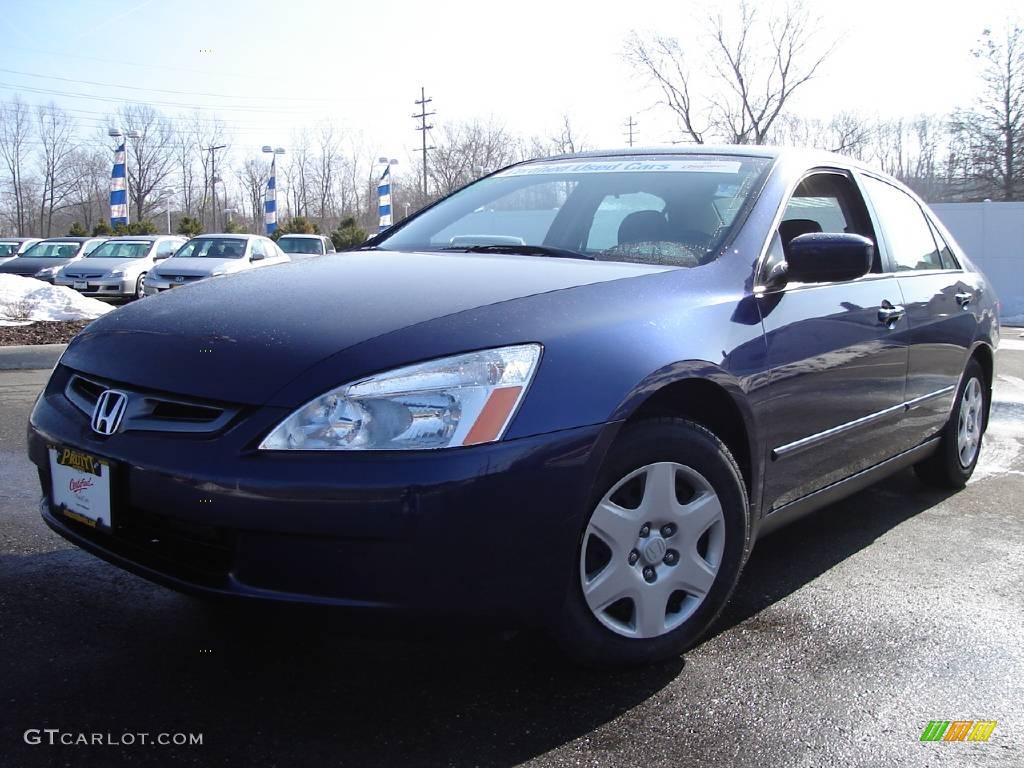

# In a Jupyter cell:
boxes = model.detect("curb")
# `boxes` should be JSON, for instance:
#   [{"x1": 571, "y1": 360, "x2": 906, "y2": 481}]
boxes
[{"x1": 0, "y1": 343, "x2": 67, "y2": 371}]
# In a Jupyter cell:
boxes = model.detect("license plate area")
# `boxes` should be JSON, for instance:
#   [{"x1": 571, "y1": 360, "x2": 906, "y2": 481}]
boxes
[
  {"x1": 73, "y1": 280, "x2": 87, "y2": 290},
  {"x1": 48, "y1": 445, "x2": 114, "y2": 531}
]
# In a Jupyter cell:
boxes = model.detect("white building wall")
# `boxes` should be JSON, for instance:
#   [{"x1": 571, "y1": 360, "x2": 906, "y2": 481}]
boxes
[{"x1": 931, "y1": 202, "x2": 1024, "y2": 324}]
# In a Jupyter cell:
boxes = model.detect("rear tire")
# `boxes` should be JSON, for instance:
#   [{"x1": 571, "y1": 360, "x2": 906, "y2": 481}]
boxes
[
  {"x1": 914, "y1": 358, "x2": 987, "y2": 489},
  {"x1": 552, "y1": 418, "x2": 751, "y2": 667}
]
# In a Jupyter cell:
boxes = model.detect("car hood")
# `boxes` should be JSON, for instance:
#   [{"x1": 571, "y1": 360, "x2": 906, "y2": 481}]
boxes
[
  {"x1": 153, "y1": 257, "x2": 244, "y2": 276},
  {"x1": 61, "y1": 250, "x2": 673, "y2": 405},
  {"x1": 0, "y1": 256, "x2": 78, "y2": 274},
  {"x1": 63, "y1": 257, "x2": 147, "y2": 275}
]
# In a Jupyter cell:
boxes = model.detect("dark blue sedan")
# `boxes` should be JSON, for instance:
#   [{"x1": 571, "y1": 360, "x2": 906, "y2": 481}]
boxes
[{"x1": 27, "y1": 147, "x2": 1000, "y2": 665}]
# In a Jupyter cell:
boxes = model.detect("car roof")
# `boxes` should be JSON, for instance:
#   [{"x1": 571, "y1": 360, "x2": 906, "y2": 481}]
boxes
[
  {"x1": 533, "y1": 145, "x2": 877, "y2": 174},
  {"x1": 0, "y1": 237, "x2": 39, "y2": 242},
  {"x1": 100, "y1": 236, "x2": 167, "y2": 242},
  {"x1": 37, "y1": 237, "x2": 95, "y2": 243},
  {"x1": 278, "y1": 234, "x2": 322, "y2": 239},
  {"x1": 193, "y1": 233, "x2": 259, "y2": 239}
]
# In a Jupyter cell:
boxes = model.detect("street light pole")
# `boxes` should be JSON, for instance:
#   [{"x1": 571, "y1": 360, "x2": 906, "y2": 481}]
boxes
[{"x1": 160, "y1": 187, "x2": 175, "y2": 234}]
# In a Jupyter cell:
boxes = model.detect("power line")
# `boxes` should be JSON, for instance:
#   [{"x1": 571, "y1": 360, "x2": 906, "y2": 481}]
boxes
[
  {"x1": 412, "y1": 86, "x2": 435, "y2": 198},
  {"x1": 0, "y1": 67, "x2": 338, "y2": 104}
]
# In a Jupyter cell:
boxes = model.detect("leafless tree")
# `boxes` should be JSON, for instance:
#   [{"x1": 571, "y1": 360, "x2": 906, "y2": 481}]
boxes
[
  {"x1": 0, "y1": 96, "x2": 34, "y2": 235},
  {"x1": 66, "y1": 148, "x2": 109, "y2": 230},
  {"x1": 36, "y1": 103, "x2": 77, "y2": 236},
  {"x1": 951, "y1": 22, "x2": 1024, "y2": 200},
  {"x1": 239, "y1": 157, "x2": 268, "y2": 234},
  {"x1": 188, "y1": 112, "x2": 229, "y2": 230},
  {"x1": 771, "y1": 112, "x2": 873, "y2": 157},
  {"x1": 118, "y1": 104, "x2": 176, "y2": 223},
  {"x1": 626, "y1": 0, "x2": 834, "y2": 144},
  {"x1": 428, "y1": 120, "x2": 518, "y2": 196},
  {"x1": 311, "y1": 123, "x2": 339, "y2": 227},
  {"x1": 285, "y1": 129, "x2": 311, "y2": 219}
]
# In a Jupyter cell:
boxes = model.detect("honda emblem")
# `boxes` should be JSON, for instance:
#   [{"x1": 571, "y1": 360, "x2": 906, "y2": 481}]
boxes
[{"x1": 91, "y1": 390, "x2": 128, "y2": 436}]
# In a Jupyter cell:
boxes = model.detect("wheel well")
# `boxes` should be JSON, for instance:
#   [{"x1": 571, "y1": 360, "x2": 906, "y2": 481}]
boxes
[{"x1": 627, "y1": 378, "x2": 753, "y2": 496}]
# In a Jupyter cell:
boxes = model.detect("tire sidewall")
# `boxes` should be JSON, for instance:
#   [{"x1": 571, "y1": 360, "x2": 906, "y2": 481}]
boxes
[
  {"x1": 943, "y1": 359, "x2": 987, "y2": 485},
  {"x1": 135, "y1": 273, "x2": 147, "y2": 300},
  {"x1": 554, "y1": 418, "x2": 751, "y2": 666}
]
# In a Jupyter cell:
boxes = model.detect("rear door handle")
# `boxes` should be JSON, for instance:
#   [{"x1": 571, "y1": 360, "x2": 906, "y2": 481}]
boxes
[
  {"x1": 878, "y1": 302, "x2": 905, "y2": 326},
  {"x1": 955, "y1": 292, "x2": 973, "y2": 307}
]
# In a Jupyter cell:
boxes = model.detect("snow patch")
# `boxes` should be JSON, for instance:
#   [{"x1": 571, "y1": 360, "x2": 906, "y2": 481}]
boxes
[{"x1": 0, "y1": 274, "x2": 114, "y2": 326}]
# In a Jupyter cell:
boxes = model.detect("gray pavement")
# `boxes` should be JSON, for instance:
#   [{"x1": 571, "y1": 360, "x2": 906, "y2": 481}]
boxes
[{"x1": 1, "y1": 353, "x2": 1022, "y2": 767}]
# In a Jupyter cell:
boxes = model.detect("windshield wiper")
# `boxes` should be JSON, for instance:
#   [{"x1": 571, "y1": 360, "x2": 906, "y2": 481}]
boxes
[{"x1": 438, "y1": 244, "x2": 593, "y2": 260}]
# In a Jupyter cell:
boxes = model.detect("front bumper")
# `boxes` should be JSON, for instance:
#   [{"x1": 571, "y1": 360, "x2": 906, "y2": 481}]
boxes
[
  {"x1": 29, "y1": 374, "x2": 614, "y2": 622},
  {"x1": 56, "y1": 276, "x2": 134, "y2": 298},
  {"x1": 144, "y1": 276, "x2": 204, "y2": 295}
]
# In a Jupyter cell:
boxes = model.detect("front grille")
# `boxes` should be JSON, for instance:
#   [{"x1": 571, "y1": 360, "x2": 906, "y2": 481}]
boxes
[
  {"x1": 160, "y1": 274, "x2": 203, "y2": 282},
  {"x1": 65, "y1": 273, "x2": 104, "y2": 279},
  {"x1": 65, "y1": 372, "x2": 239, "y2": 434}
]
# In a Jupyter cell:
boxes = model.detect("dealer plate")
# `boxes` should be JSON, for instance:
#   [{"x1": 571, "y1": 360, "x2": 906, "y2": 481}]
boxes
[{"x1": 48, "y1": 445, "x2": 113, "y2": 531}]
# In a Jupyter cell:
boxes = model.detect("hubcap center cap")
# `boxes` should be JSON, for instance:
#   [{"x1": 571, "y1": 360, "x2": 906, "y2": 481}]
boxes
[{"x1": 641, "y1": 537, "x2": 667, "y2": 566}]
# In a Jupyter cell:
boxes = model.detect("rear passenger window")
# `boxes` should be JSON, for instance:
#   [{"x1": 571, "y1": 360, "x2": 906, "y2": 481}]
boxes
[
  {"x1": 861, "y1": 177, "x2": 942, "y2": 271},
  {"x1": 925, "y1": 218, "x2": 960, "y2": 270}
]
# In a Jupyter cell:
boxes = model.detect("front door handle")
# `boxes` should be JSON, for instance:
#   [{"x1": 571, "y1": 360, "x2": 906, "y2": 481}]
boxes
[
  {"x1": 955, "y1": 291, "x2": 973, "y2": 308},
  {"x1": 878, "y1": 302, "x2": 905, "y2": 326}
]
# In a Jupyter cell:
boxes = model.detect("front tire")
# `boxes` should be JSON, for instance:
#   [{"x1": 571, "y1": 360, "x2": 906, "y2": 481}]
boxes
[
  {"x1": 134, "y1": 273, "x2": 147, "y2": 300},
  {"x1": 914, "y1": 358, "x2": 988, "y2": 489},
  {"x1": 553, "y1": 418, "x2": 751, "y2": 666}
]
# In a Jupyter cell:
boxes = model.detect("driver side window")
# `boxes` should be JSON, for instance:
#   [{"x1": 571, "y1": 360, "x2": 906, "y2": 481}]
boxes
[{"x1": 767, "y1": 172, "x2": 878, "y2": 276}]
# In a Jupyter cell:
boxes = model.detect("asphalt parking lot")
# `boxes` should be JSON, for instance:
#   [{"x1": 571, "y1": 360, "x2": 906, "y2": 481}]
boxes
[{"x1": 1, "y1": 342, "x2": 1022, "y2": 767}]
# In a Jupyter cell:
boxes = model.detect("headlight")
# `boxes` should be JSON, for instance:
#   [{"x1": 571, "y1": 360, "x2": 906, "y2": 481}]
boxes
[
  {"x1": 35, "y1": 266, "x2": 59, "y2": 277},
  {"x1": 259, "y1": 344, "x2": 542, "y2": 451},
  {"x1": 211, "y1": 270, "x2": 225, "y2": 276},
  {"x1": 109, "y1": 268, "x2": 126, "y2": 277}
]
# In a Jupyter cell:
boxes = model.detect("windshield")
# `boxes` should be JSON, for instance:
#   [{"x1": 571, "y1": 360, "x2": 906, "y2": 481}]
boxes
[
  {"x1": 173, "y1": 238, "x2": 247, "y2": 259},
  {"x1": 20, "y1": 242, "x2": 83, "y2": 259},
  {"x1": 0, "y1": 243, "x2": 19, "y2": 256},
  {"x1": 278, "y1": 237, "x2": 323, "y2": 255},
  {"x1": 86, "y1": 241, "x2": 152, "y2": 259},
  {"x1": 375, "y1": 155, "x2": 772, "y2": 266}
]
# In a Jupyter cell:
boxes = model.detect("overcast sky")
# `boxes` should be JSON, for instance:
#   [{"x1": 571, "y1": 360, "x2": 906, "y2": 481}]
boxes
[{"x1": 0, "y1": 0, "x2": 1020, "y2": 172}]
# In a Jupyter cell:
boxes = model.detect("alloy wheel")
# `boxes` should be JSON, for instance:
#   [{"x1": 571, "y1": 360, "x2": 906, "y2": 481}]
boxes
[
  {"x1": 580, "y1": 461, "x2": 726, "y2": 639},
  {"x1": 957, "y1": 376, "x2": 983, "y2": 467}
]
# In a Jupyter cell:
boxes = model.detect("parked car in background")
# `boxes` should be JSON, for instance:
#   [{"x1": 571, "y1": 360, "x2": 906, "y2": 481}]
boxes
[
  {"x1": 28, "y1": 148, "x2": 998, "y2": 666},
  {"x1": 0, "y1": 237, "x2": 42, "y2": 267},
  {"x1": 144, "y1": 234, "x2": 289, "y2": 295},
  {"x1": 55, "y1": 236, "x2": 187, "y2": 301},
  {"x1": 0, "y1": 237, "x2": 107, "y2": 283},
  {"x1": 277, "y1": 234, "x2": 336, "y2": 259}
]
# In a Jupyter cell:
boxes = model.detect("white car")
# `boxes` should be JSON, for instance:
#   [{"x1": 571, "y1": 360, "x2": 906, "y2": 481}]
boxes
[
  {"x1": 277, "y1": 234, "x2": 336, "y2": 260},
  {"x1": 144, "y1": 234, "x2": 289, "y2": 295},
  {"x1": 56, "y1": 236, "x2": 187, "y2": 301}
]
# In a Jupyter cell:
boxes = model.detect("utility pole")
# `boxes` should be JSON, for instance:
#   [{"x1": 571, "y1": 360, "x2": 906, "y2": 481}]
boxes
[
  {"x1": 412, "y1": 87, "x2": 435, "y2": 199},
  {"x1": 624, "y1": 116, "x2": 638, "y2": 148},
  {"x1": 204, "y1": 144, "x2": 227, "y2": 231}
]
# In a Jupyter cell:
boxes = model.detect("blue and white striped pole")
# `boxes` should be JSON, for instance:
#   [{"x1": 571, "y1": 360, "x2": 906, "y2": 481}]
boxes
[
  {"x1": 110, "y1": 142, "x2": 128, "y2": 227},
  {"x1": 378, "y1": 165, "x2": 393, "y2": 232},
  {"x1": 264, "y1": 155, "x2": 278, "y2": 236}
]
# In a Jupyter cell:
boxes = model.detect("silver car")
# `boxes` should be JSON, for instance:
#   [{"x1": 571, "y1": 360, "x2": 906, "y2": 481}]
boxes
[
  {"x1": 0, "y1": 237, "x2": 42, "y2": 267},
  {"x1": 56, "y1": 236, "x2": 187, "y2": 301},
  {"x1": 144, "y1": 234, "x2": 289, "y2": 295}
]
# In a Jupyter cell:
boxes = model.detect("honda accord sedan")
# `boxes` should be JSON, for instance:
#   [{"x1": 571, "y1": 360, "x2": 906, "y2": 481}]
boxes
[
  {"x1": 55, "y1": 235, "x2": 186, "y2": 301},
  {"x1": 28, "y1": 148, "x2": 999, "y2": 665},
  {"x1": 143, "y1": 234, "x2": 288, "y2": 294}
]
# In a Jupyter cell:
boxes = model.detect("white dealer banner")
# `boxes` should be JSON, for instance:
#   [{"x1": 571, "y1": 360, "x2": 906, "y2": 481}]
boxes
[{"x1": 496, "y1": 159, "x2": 744, "y2": 177}]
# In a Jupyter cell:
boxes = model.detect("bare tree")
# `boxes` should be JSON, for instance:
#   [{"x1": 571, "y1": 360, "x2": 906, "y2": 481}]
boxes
[
  {"x1": 118, "y1": 104, "x2": 176, "y2": 222},
  {"x1": 311, "y1": 123, "x2": 339, "y2": 228},
  {"x1": 429, "y1": 120, "x2": 518, "y2": 196},
  {"x1": 66, "y1": 148, "x2": 109, "y2": 230},
  {"x1": 239, "y1": 157, "x2": 268, "y2": 234},
  {"x1": 771, "y1": 112, "x2": 873, "y2": 157},
  {"x1": 285, "y1": 129, "x2": 312, "y2": 220},
  {"x1": 626, "y1": 0, "x2": 834, "y2": 144},
  {"x1": 37, "y1": 103, "x2": 77, "y2": 236},
  {"x1": 188, "y1": 112, "x2": 229, "y2": 230},
  {"x1": 951, "y1": 22, "x2": 1024, "y2": 200},
  {"x1": 0, "y1": 96, "x2": 34, "y2": 235}
]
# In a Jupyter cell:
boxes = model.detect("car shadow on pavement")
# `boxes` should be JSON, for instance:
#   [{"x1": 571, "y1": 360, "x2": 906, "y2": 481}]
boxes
[
  {"x1": 0, "y1": 467, "x2": 952, "y2": 768},
  {"x1": 709, "y1": 467, "x2": 956, "y2": 639}
]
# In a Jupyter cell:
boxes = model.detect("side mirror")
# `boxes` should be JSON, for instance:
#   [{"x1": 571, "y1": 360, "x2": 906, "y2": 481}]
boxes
[
  {"x1": 250, "y1": 251, "x2": 265, "y2": 261},
  {"x1": 785, "y1": 233, "x2": 874, "y2": 284}
]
